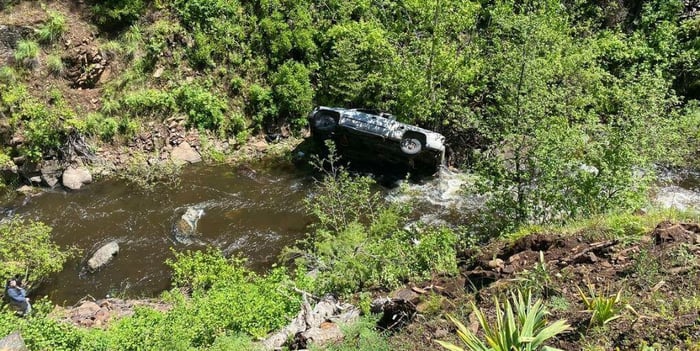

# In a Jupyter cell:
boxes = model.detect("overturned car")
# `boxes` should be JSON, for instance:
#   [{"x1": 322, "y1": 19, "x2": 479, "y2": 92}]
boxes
[{"x1": 308, "y1": 106, "x2": 446, "y2": 174}]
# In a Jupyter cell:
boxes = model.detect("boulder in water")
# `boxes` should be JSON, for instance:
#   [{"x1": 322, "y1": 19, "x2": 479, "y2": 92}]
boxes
[
  {"x1": 87, "y1": 241, "x2": 119, "y2": 272},
  {"x1": 62, "y1": 166, "x2": 92, "y2": 190},
  {"x1": 173, "y1": 207, "x2": 204, "y2": 244}
]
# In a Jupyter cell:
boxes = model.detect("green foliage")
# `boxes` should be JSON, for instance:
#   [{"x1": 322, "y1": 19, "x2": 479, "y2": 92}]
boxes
[
  {"x1": 0, "y1": 299, "x2": 85, "y2": 351},
  {"x1": 119, "y1": 153, "x2": 182, "y2": 191},
  {"x1": 577, "y1": 285, "x2": 625, "y2": 327},
  {"x1": 92, "y1": 0, "x2": 147, "y2": 30},
  {"x1": 83, "y1": 112, "x2": 119, "y2": 141},
  {"x1": 37, "y1": 10, "x2": 67, "y2": 44},
  {"x1": 247, "y1": 84, "x2": 278, "y2": 132},
  {"x1": 174, "y1": 84, "x2": 228, "y2": 131},
  {"x1": 290, "y1": 144, "x2": 457, "y2": 295},
  {"x1": 437, "y1": 291, "x2": 571, "y2": 351},
  {"x1": 0, "y1": 217, "x2": 76, "y2": 285},
  {"x1": 165, "y1": 250, "x2": 309, "y2": 341},
  {"x1": 46, "y1": 54, "x2": 64, "y2": 76},
  {"x1": 271, "y1": 60, "x2": 313, "y2": 130},
  {"x1": 0, "y1": 66, "x2": 16, "y2": 84},
  {"x1": 13, "y1": 40, "x2": 39, "y2": 69},
  {"x1": 311, "y1": 315, "x2": 392, "y2": 351}
]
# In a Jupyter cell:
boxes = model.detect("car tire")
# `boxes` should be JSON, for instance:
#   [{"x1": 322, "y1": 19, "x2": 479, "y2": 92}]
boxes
[
  {"x1": 400, "y1": 136, "x2": 423, "y2": 155},
  {"x1": 314, "y1": 112, "x2": 337, "y2": 132}
]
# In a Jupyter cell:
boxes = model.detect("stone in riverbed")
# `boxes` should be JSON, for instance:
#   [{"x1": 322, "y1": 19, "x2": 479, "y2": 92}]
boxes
[
  {"x1": 170, "y1": 142, "x2": 202, "y2": 166},
  {"x1": 62, "y1": 166, "x2": 92, "y2": 190},
  {"x1": 173, "y1": 207, "x2": 204, "y2": 244},
  {"x1": 87, "y1": 241, "x2": 119, "y2": 272}
]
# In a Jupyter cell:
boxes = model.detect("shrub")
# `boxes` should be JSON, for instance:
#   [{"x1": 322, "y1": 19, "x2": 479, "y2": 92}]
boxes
[
  {"x1": 272, "y1": 60, "x2": 313, "y2": 130},
  {"x1": 247, "y1": 84, "x2": 278, "y2": 132},
  {"x1": 83, "y1": 112, "x2": 119, "y2": 141},
  {"x1": 289, "y1": 144, "x2": 457, "y2": 295},
  {"x1": 37, "y1": 10, "x2": 67, "y2": 44},
  {"x1": 437, "y1": 291, "x2": 571, "y2": 351},
  {"x1": 92, "y1": 0, "x2": 147, "y2": 30},
  {"x1": 0, "y1": 299, "x2": 85, "y2": 351},
  {"x1": 14, "y1": 40, "x2": 39, "y2": 69},
  {"x1": 0, "y1": 217, "x2": 77, "y2": 285},
  {"x1": 175, "y1": 84, "x2": 228, "y2": 131},
  {"x1": 0, "y1": 66, "x2": 17, "y2": 83}
]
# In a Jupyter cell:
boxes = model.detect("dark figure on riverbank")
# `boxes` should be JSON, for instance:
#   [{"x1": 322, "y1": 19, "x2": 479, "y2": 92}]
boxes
[{"x1": 5, "y1": 279, "x2": 31, "y2": 316}]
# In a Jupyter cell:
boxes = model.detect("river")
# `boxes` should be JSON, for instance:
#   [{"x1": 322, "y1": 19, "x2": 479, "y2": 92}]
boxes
[{"x1": 1, "y1": 163, "x2": 698, "y2": 305}]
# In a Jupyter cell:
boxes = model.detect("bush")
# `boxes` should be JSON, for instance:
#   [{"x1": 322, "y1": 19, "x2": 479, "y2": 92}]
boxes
[
  {"x1": 289, "y1": 145, "x2": 458, "y2": 295},
  {"x1": 175, "y1": 84, "x2": 228, "y2": 131},
  {"x1": 272, "y1": 60, "x2": 313, "y2": 130},
  {"x1": 92, "y1": 0, "x2": 147, "y2": 30},
  {"x1": 0, "y1": 217, "x2": 76, "y2": 285},
  {"x1": 0, "y1": 66, "x2": 17, "y2": 84}
]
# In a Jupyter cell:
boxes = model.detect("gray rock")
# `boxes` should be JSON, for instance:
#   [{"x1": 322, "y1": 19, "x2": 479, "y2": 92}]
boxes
[
  {"x1": 170, "y1": 142, "x2": 202, "y2": 166},
  {"x1": 0, "y1": 331, "x2": 28, "y2": 351},
  {"x1": 62, "y1": 166, "x2": 92, "y2": 190},
  {"x1": 40, "y1": 160, "x2": 63, "y2": 188},
  {"x1": 87, "y1": 241, "x2": 119, "y2": 272},
  {"x1": 173, "y1": 207, "x2": 204, "y2": 244}
]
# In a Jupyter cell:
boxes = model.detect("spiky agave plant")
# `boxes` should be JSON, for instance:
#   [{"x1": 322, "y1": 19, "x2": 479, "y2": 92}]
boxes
[
  {"x1": 577, "y1": 285, "x2": 624, "y2": 327},
  {"x1": 436, "y1": 290, "x2": 570, "y2": 351}
]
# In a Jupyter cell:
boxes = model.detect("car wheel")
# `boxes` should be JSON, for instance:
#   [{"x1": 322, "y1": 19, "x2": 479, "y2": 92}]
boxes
[
  {"x1": 314, "y1": 112, "x2": 337, "y2": 132},
  {"x1": 400, "y1": 136, "x2": 423, "y2": 155}
]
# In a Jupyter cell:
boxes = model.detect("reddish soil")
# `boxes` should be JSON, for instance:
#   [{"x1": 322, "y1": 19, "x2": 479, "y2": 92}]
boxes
[{"x1": 389, "y1": 222, "x2": 700, "y2": 350}]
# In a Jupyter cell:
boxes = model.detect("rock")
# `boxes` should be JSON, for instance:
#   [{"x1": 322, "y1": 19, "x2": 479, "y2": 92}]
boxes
[
  {"x1": 173, "y1": 207, "x2": 204, "y2": 244},
  {"x1": 40, "y1": 160, "x2": 63, "y2": 188},
  {"x1": 87, "y1": 241, "x2": 119, "y2": 272},
  {"x1": 170, "y1": 142, "x2": 202, "y2": 165},
  {"x1": 62, "y1": 166, "x2": 92, "y2": 190},
  {"x1": 0, "y1": 331, "x2": 28, "y2": 351},
  {"x1": 76, "y1": 301, "x2": 101, "y2": 316},
  {"x1": 488, "y1": 258, "x2": 505, "y2": 269},
  {"x1": 391, "y1": 288, "x2": 420, "y2": 304},
  {"x1": 153, "y1": 67, "x2": 164, "y2": 78}
]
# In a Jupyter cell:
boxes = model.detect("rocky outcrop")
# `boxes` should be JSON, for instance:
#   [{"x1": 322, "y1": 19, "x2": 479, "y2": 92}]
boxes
[
  {"x1": 173, "y1": 207, "x2": 204, "y2": 244},
  {"x1": 62, "y1": 298, "x2": 172, "y2": 328},
  {"x1": 0, "y1": 332, "x2": 28, "y2": 351},
  {"x1": 87, "y1": 241, "x2": 119, "y2": 272},
  {"x1": 62, "y1": 166, "x2": 92, "y2": 190},
  {"x1": 64, "y1": 45, "x2": 107, "y2": 89},
  {"x1": 171, "y1": 142, "x2": 202, "y2": 166},
  {"x1": 0, "y1": 25, "x2": 33, "y2": 65}
]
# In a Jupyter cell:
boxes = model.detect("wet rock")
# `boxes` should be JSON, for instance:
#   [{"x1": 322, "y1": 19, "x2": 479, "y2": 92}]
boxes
[
  {"x1": 0, "y1": 331, "x2": 28, "y2": 351},
  {"x1": 62, "y1": 166, "x2": 92, "y2": 190},
  {"x1": 173, "y1": 207, "x2": 204, "y2": 244},
  {"x1": 170, "y1": 142, "x2": 202, "y2": 166},
  {"x1": 87, "y1": 241, "x2": 119, "y2": 272}
]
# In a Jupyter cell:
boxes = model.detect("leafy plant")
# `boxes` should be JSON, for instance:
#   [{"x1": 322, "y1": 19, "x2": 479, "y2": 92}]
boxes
[
  {"x1": 0, "y1": 217, "x2": 78, "y2": 285},
  {"x1": 516, "y1": 251, "x2": 554, "y2": 297},
  {"x1": 577, "y1": 285, "x2": 625, "y2": 327},
  {"x1": 437, "y1": 291, "x2": 570, "y2": 351}
]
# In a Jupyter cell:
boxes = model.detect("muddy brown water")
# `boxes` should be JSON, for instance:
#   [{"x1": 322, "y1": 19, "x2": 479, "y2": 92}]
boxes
[
  {"x1": 2, "y1": 163, "x2": 315, "y2": 304},
  {"x1": 2, "y1": 164, "x2": 697, "y2": 305}
]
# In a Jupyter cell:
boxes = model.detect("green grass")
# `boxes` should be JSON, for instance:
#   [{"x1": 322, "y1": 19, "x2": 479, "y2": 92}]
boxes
[
  {"x1": 46, "y1": 54, "x2": 64, "y2": 76},
  {"x1": 14, "y1": 40, "x2": 40, "y2": 69},
  {"x1": 37, "y1": 10, "x2": 67, "y2": 44}
]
